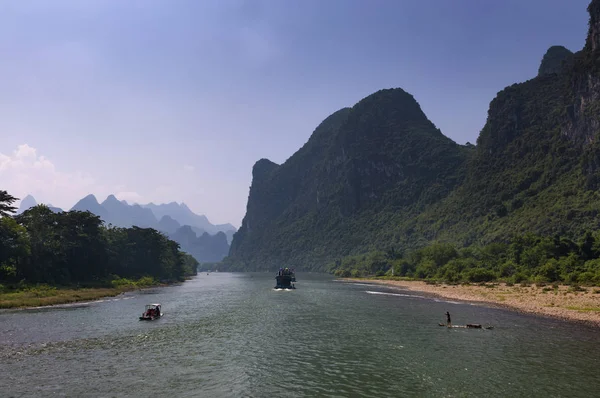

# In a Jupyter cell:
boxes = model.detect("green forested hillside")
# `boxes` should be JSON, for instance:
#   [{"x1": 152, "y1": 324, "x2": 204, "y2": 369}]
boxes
[
  {"x1": 228, "y1": 89, "x2": 470, "y2": 270},
  {"x1": 225, "y1": 0, "x2": 600, "y2": 277}
]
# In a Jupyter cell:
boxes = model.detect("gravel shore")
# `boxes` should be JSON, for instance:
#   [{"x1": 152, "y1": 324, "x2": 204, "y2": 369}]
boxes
[{"x1": 344, "y1": 278, "x2": 600, "y2": 327}]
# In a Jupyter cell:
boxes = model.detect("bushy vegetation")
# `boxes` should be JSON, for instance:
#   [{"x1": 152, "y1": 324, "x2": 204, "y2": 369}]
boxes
[
  {"x1": 330, "y1": 232, "x2": 600, "y2": 286},
  {"x1": 0, "y1": 190, "x2": 199, "y2": 289}
]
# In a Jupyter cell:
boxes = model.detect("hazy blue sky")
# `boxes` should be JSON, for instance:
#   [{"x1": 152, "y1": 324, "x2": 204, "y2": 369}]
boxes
[{"x1": 0, "y1": 0, "x2": 590, "y2": 226}]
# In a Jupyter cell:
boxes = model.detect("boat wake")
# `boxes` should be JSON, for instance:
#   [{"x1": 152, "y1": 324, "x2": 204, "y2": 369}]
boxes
[
  {"x1": 365, "y1": 291, "x2": 425, "y2": 299},
  {"x1": 432, "y1": 298, "x2": 465, "y2": 305},
  {"x1": 350, "y1": 283, "x2": 383, "y2": 287},
  {"x1": 365, "y1": 290, "x2": 478, "y2": 306}
]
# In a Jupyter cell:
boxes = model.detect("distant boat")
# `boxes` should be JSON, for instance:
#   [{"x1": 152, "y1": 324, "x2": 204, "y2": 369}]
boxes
[
  {"x1": 139, "y1": 304, "x2": 163, "y2": 321},
  {"x1": 275, "y1": 267, "x2": 296, "y2": 289}
]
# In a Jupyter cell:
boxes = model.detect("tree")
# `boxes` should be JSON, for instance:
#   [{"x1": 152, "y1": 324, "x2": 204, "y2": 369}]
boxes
[
  {"x1": 14, "y1": 205, "x2": 63, "y2": 283},
  {"x1": 0, "y1": 190, "x2": 18, "y2": 217},
  {"x1": 2, "y1": 201, "x2": 190, "y2": 285},
  {"x1": 57, "y1": 210, "x2": 107, "y2": 282},
  {"x1": 0, "y1": 217, "x2": 30, "y2": 282}
]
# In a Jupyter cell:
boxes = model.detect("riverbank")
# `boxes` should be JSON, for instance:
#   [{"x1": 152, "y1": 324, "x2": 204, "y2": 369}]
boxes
[
  {"x1": 344, "y1": 278, "x2": 600, "y2": 326},
  {"x1": 0, "y1": 285, "x2": 144, "y2": 309},
  {"x1": 0, "y1": 275, "x2": 192, "y2": 309}
]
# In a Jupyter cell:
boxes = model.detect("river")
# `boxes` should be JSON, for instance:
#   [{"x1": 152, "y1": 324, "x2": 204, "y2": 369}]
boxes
[{"x1": 1, "y1": 272, "x2": 599, "y2": 397}]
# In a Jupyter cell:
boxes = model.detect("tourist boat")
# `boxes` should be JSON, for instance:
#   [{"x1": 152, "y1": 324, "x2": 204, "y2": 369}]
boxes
[
  {"x1": 139, "y1": 303, "x2": 163, "y2": 320},
  {"x1": 275, "y1": 267, "x2": 296, "y2": 289}
]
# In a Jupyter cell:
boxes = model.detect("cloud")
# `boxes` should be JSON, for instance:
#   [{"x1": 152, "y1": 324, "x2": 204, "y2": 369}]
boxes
[
  {"x1": 183, "y1": 165, "x2": 195, "y2": 172},
  {"x1": 0, "y1": 144, "x2": 101, "y2": 209},
  {"x1": 115, "y1": 191, "x2": 143, "y2": 203}
]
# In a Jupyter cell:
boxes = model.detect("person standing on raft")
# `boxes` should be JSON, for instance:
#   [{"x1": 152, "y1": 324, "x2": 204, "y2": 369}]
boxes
[{"x1": 445, "y1": 311, "x2": 452, "y2": 327}]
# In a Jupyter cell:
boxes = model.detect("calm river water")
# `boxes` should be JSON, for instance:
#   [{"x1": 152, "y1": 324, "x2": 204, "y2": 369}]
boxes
[{"x1": 1, "y1": 273, "x2": 599, "y2": 397}]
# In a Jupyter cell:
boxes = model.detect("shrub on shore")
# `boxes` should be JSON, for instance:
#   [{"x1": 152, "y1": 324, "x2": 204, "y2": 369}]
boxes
[{"x1": 330, "y1": 231, "x2": 600, "y2": 286}]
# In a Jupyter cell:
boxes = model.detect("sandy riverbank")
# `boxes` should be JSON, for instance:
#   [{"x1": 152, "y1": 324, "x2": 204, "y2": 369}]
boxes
[
  {"x1": 0, "y1": 286, "x2": 139, "y2": 309},
  {"x1": 344, "y1": 278, "x2": 600, "y2": 327}
]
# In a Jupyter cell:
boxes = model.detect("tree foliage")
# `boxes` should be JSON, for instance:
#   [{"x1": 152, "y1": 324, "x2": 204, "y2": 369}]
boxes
[
  {"x1": 0, "y1": 198, "x2": 198, "y2": 286},
  {"x1": 0, "y1": 190, "x2": 18, "y2": 217},
  {"x1": 331, "y1": 231, "x2": 600, "y2": 286}
]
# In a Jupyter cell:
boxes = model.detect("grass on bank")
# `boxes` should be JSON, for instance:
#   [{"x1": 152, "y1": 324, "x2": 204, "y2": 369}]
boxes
[{"x1": 0, "y1": 276, "x2": 159, "y2": 309}]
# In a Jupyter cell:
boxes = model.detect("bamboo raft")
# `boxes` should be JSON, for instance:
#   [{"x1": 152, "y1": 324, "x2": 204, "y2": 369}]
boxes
[{"x1": 439, "y1": 323, "x2": 494, "y2": 329}]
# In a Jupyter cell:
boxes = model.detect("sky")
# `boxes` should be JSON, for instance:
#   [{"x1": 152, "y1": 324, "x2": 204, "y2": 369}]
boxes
[{"x1": 0, "y1": 0, "x2": 591, "y2": 227}]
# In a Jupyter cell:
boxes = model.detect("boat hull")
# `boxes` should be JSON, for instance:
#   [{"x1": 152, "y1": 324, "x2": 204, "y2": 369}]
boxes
[
  {"x1": 275, "y1": 274, "x2": 295, "y2": 289},
  {"x1": 139, "y1": 313, "x2": 163, "y2": 321}
]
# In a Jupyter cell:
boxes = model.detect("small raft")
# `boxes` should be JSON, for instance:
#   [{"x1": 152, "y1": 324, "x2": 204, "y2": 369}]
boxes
[{"x1": 439, "y1": 323, "x2": 494, "y2": 329}]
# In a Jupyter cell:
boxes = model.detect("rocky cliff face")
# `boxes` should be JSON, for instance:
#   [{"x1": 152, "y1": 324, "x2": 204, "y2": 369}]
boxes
[
  {"x1": 228, "y1": 89, "x2": 469, "y2": 270},
  {"x1": 586, "y1": 0, "x2": 600, "y2": 52},
  {"x1": 537, "y1": 46, "x2": 574, "y2": 77},
  {"x1": 563, "y1": 0, "x2": 600, "y2": 184},
  {"x1": 412, "y1": 0, "x2": 600, "y2": 243},
  {"x1": 227, "y1": 0, "x2": 600, "y2": 271}
]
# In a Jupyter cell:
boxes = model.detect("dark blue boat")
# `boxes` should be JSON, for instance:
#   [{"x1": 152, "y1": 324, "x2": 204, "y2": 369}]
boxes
[{"x1": 275, "y1": 267, "x2": 296, "y2": 289}]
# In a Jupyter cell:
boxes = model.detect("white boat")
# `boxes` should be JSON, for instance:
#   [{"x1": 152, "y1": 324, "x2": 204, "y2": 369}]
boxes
[{"x1": 139, "y1": 303, "x2": 163, "y2": 321}]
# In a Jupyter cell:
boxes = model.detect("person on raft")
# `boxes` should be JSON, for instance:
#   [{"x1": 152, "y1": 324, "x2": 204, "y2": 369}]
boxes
[{"x1": 445, "y1": 311, "x2": 452, "y2": 327}]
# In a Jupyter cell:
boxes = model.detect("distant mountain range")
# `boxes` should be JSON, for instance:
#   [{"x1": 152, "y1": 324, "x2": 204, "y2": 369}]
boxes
[
  {"x1": 16, "y1": 194, "x2": 236, "y2": 263},
  {"x1": 18, "y1": 194, "x2": 64, "y2": 214},
  {"x1": 141, "y1": 201, "x2": 236, "y2": 237}
]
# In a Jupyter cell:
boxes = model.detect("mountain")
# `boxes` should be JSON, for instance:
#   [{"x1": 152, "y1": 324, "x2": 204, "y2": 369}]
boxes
[
  {"x1": 169, "y1": 226, "x2": 230, "y2": 263},
  {"x1": 141, "y1": 202, "x2": 236, "y2": 235},
  {"x1": 17, "y1": 195, "x2": 63, "y2": 213},
  {"x1": 16, "y1": 192, "x2": 235, "y2": 263},
  {"x1": 65, "y1": 193, "x2": 233, "y2": 263},
  {"x1": 225, "y1": 0, "x2": 600, "y2": 272},
  {"x1": 71, "y1": 194, "x2": 110, "y2": 221},
  {"x1": 101, "y1": 194, "x2": 157, "y2": 228},
  {"x1": 537, "y1": 45, "x2": 574, "y2": 77},
  {"x1": 224, "y1": 230, "x2": 235, "y2": 245},
  {"x1": 67, "y1": 195, "x2": 233, "y2": 237},
  {"x1": 17, "y1": 194, "x2": 37, "y2": 214},
  {"x1": 417, "y1": 0, "x2": 600, "y2": 245},
  {"x1": 47, "y1": 204, "x2": 64, "y2": 213},
  {"x1": 157, "y1": 215, "x2": 181, "y2": 235},
  {"x1": 190, "y1": 225, "x2": 206, "y2": 236},
  {"x1": 227, "y1": 88, "x2": 470, "y2": 270}
]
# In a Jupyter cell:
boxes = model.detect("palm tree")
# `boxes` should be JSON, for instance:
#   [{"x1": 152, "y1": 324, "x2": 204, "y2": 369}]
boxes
[{"x1": 0, "y1": 190, "x2": 18, "y2": 217}]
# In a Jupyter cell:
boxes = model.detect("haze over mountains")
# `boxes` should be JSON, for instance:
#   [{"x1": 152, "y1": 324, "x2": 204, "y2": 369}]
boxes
[
  {"x1": 17, "y1": 193, "x2": 235, "y2": 263},
  {"x1": 225, "y1": 1, "x2": 600, "y2": 272}
]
